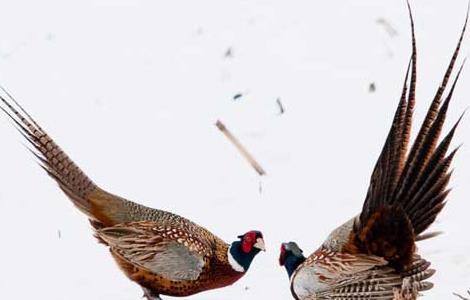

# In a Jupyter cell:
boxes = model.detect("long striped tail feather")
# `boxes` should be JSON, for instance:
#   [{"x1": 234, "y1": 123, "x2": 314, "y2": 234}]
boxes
[{"x1": 0, "y1": 88, "x2": 151, "y2": 228}]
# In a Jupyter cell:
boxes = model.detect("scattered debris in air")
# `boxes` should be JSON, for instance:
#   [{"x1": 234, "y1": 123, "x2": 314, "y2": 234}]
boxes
[
  {"x1": 224, "y1": 47, "x2": 233, "y2": 58},
  {"x1": 376, "y1": 18, "x2": 399, "y2": 38},
  {"x1": 94, "y1": 97, "x2": 104, "y2": 106},
  {"x1": 0, "y1": 42, "x2": 27, "y2": 59},
  {"x1": 45, "y1": 33, "x2": 56, "y2": 41},
  {"x1": 215, "y1": 120, "x2": 266, "y2": 176},
  {"x1": 193, "y1": 27, "x2": 204, "y2": 36},
  {"x1": 233, "y1": 90, "x2": 251, "y2": 101},
  {"x1": 454, "y1": 291, "x2": 470, "y2": 300},
  {"x1": 276, "y1": 98, "x2": 285, "y2": 114},
  {"x1": 384, "y1": 43, "x2": 395, "y2": 59},
  {"x1": 369, "y1": 82, "x2": 376, "y2": 93}
]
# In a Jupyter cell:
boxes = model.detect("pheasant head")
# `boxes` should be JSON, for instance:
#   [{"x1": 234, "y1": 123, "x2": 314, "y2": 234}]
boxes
[
  {"x1": 228, "y1": 230, "x2": 265, "y2": 272},
  {"x1": 279, "y1": 242, "x2": 306, "y2": 278}
]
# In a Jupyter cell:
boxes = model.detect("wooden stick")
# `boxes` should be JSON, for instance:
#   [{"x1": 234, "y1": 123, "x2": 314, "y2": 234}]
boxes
[{"x1": 215, "y1": 120, "x2": 266, "y2": 176}]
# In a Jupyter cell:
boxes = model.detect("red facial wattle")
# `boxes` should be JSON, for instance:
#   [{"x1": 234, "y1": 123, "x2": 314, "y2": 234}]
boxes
[
  {"x1": 241, "y1": 231, "x2": 258, "y2": 253},
  {"x1": 242, "y1": 240, "x2": 252, "y2": 253},
  {"x1": 279, "y1": 245, "x2": 286, "y2": 266}
]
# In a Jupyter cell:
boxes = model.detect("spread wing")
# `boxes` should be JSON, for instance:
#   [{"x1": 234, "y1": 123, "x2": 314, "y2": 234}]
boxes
[
  {"x1": 348, "y1": 3, "x2": 467, "y2": 270},
  {"x1": 96, "y1": 221, "x2": 213, "y2": 281}
]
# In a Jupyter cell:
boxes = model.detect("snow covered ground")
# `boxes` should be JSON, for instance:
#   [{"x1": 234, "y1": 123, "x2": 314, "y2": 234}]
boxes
[{"x1": 0, "y1": 0, "x2": 469, "y2": 299}]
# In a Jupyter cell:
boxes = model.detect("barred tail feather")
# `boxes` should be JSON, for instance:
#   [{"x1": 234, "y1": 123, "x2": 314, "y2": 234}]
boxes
[
  {"x1": 0, "y1": 90, "x2": 97, "y2": 207},
  {"x1": 318, "y1": 256, "x2": 434, "y2": 300},
  {"x1": 0, "y1": 89, "x2": 140, "y2": 227}
]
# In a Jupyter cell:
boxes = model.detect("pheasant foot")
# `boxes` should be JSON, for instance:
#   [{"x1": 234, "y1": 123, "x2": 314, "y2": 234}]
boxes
[{"x1": 142, "y1": 288, "x2": 162, "y2": 300}]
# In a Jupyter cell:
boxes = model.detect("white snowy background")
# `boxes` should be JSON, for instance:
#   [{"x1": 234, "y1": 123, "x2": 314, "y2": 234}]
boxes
[{"x1": 0, "y1": 0, "x2": 469, "y2": 299}]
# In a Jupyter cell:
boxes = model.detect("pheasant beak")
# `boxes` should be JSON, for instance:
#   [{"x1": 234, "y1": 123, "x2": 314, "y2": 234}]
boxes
[{"x1": 253, "y1": 238, "x2": 266, "y2": 252}]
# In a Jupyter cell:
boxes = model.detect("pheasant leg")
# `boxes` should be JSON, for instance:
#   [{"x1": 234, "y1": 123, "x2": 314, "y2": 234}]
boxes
[{"x1": 142, "y1": 288, "x2": 162, "y2": 300}]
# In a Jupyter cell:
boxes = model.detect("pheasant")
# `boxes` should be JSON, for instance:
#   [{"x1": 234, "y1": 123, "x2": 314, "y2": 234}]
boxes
[
  {"x1": 279, "y1": 5, "x2": 467, "y2": 300},
  {"x1": 0, "y1": 96, "x2": 265, "y2": 299}
]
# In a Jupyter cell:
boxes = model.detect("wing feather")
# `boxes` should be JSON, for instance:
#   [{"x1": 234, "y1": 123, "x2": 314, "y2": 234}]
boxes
[
  {"x1": 350, "y1": 3, "x2": 467, "y2": 270},
  {"x1": 96, "y1": 221, "x2": 212, "y2": 281}
]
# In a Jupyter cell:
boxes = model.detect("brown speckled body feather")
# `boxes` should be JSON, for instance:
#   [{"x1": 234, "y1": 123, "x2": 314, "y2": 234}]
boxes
[
  {"x1": 112, "y1": 248, "x2": 243, "y2": 297},
  {"x1": 107, "y1": 228, "x2": 243, "y2": 296},
  {"x1": 94, "y1": 220, "x2": 242, "y2": 296}
]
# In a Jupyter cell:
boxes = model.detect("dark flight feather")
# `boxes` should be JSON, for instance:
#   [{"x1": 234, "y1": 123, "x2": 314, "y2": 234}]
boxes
[{"x1": 351, "y1": 3, "x2": 467, "y2": 270}]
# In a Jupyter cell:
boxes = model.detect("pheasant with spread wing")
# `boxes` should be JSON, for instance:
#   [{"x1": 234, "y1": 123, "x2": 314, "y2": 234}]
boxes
[
  {"x1": 279, "y1": 5, "x2": 467, "y2": 300},
  {"x1": 0, "y1": 95, "x2": 265, "y2": 299}
]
